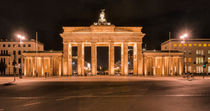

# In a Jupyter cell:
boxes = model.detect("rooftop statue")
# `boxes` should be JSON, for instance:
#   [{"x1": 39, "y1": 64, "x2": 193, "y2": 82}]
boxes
[{"x1": 94, "y1": 9, "x2": 111, "y2": 26}]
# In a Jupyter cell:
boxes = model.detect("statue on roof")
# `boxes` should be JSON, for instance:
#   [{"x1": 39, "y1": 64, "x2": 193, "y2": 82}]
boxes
[{"x1": 94, "y1": 9, "x2": 111, "y2": 26}]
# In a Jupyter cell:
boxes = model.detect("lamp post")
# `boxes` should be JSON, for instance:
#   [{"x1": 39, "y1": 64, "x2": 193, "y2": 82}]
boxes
[
  {"x1": 180, "y1": 33, "x2": 188, "y2": 75},
  {"x1": 14, "y1": 34, "x2": 25, "y2": 82}
]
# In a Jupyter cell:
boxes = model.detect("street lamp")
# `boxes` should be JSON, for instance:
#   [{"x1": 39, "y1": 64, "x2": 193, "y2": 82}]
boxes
[
  {"x1": 180, "y1": 33, "x2": 188, "y2": 75},
  {"x1": 14, "y1": 34, "x2": 25, "y2": 82}
]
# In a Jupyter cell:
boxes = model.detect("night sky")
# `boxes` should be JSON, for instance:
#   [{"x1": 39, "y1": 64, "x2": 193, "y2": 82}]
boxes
[{"x1": 0, "y1": 0, "x2": 210, "y2": 50}]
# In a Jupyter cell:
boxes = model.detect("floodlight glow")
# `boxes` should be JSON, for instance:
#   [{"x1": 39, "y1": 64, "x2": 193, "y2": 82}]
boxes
[
  {"x1": 180, "y1": 33, "x2": 188, "y2": 39},
  {"x1": 17, "y1": 34, "x2": 25, "y2": 40},
  {"x1": 17, "y1": 34, "x2": 22, "y2": 38}
]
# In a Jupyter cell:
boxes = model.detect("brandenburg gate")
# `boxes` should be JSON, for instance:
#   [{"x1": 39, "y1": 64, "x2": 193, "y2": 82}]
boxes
[
  {"x1": 61, "y1": 9, "x2": 145, "y2": 76},
  {"x1": 23, "y1": 9, "x2": 183, "y2": 77}
]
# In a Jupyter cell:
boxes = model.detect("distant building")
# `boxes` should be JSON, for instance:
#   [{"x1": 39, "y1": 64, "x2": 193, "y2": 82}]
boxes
[
  {"x1": 0, "y1": 39, "x2": 44, "y2": 75},
  {"x1": 143, "y1": 50, "x2": 183, "y2": 76},
  {"x1": 161, "y1": 39, "x2": 210, "y2": 74}
]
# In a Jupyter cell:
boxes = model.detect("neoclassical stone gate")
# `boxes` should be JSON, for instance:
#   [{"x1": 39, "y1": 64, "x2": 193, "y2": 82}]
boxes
[
  {"x1": 61, "y1": 10, "x2": 145, "y2": 76},
  {"x1": 23, "y1": 10, "x2": 183, "y2": 77}
]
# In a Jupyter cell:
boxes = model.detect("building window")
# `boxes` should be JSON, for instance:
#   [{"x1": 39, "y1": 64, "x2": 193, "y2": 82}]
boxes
[
  {"x1": 18, "y1": 44, "x2": 21, "y2": 47},
  {"x1": 196, "y1": 50, "x2": 204, "y2": 55},
  {"x1": 208, "y1": 44, "x2": 210, "y2": 47},
  {"x1": 208, "y1": 50, "x2": 210, "y2": 54},
  {"x1": 188, "y1": 66, "x2": 192, "y2": 73},
  {"x1": 194, "y1": 44, "x2": 197, "y2": 46},
  {"x1": 13, "y1": 44, "x2": 16, "y2": 47},
  {"x1": 189, "y1": 44, "x2": 192, "y2": 47},
  {"x1": 208, "y1": 66, "x2": 210, "y2": 73},
  {"x1": 203, "y1": 44, "x2": 207, "y2": 47},
  {"x1": 23, "y1": 44, "x2": 26, "y2": 47},
  {"x1": 188, "y1": 58, "x2": 191, "y2": 62},
  {"x1": 13, "y1": 51, "x2": 16, "y2": 55},
  {"x1": 18, "y1": 58, "x2": 21, "y2": 63},
  {"x1": 8, "y1": 44, "x2": 11, "y2": 47},
  {"x1": 196, "y1": 66, "x2": 203, "y2": 73},
  {"x1": 28, "y1": 44, "x2": 31, "y2": 47},
  {"x1": 196, "y1": 57, "x2": 204, "y2": 64},
  {"x1": 198, "y1": 44, "x2": 202, "y2": 47},
  {"x1": 184, "y1": 57, "x2": 187, "y2": 63},
  {"x1": 188, "y1": 50, "x2": 192, "y2": 55},
  {"x1": 208, "y1": 57, "x2": 210, "y2": 63},
  {"x1": 184, "y1": 44, "x2": 187, "y2": 47},
  {"x1": 18, "y1": 51, "x2": 21, "y2": 55},
  {"x1": 179, "y1": 44, "x2": 182, "y2": 47},
  {"x1": 6, "y1": 50, "x2": 8, "y2": 55},
  {"x1": 3, "y1": 44, "x2": 5, "y2": 47}
]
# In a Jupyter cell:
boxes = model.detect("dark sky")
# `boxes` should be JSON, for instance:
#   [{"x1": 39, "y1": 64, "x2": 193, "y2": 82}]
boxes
[{"x1": 0, "y1": 0, "x2": 210, "y2": 50}]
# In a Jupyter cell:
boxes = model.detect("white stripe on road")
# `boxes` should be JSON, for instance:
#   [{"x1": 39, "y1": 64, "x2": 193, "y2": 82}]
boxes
[
  {"x1": 1, "y1": 94, "x2": 210, "y2": 101},
  {"x1": 56, "y1": 97, "x2": 72, "y2": 101},
  {"x1": 50, "y1": 94, "x2": 210, "y2": 101},
  {"x1": 23, "y1": 102, "x2": 41, "y2": 107}
]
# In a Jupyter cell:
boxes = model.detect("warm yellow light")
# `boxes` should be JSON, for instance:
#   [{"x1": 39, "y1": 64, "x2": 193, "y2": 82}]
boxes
[
  {"x1": 188, "y1": 58, "x2": 191, "y2": 62},
  {"x1": 189, "y1": 44, "x2": 192, "y2": 47},
  {"x1": 184, "y1": 44, "x2": 187, "y2": 47},
  {"x1": 174, "y1": 44, "x2": 177, "y2": 47},
  {"x1": 179, "y1": 44, "x2": 182, "y2": 47},
  {"x1": 203, "y1": 44, "x2": 207, "y2": 47},
  {"x1": 194, "y1": 44, "x2": 197, "y2": 46},
  {"x1": 199, "y1": 44, "x2": 202, "y2": 47},
  {"x1": 208, "y1": 44, "x2": 210, "y2": 47}
]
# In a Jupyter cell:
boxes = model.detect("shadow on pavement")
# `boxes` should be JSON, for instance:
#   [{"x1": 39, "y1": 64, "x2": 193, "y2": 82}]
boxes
[{"x1": 2, "y1": 82, "x2": 16, "y2": 86}]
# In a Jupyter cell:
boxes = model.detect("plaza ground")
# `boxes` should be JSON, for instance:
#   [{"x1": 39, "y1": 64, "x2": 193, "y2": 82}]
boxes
[{"x1": 1, "y1": 76, "x2": 210, "y2": 111}]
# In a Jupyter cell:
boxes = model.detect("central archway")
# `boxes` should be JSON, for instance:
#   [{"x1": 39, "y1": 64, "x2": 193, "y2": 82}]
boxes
[{"x1": 97, "y1": 47, "x2": 109, "y2": 75}]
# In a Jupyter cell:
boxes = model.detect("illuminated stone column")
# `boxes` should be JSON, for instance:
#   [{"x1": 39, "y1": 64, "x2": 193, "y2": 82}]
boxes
[
  {"x1": 29, "y1": 58, "x2": 32, "y2": 76},
  {"x1": 162, "y1": 56, "x2": 165, "y2": 76},
  {"x1": 144, "y1": 57, "x2": 147, "y2": 76},
  {"x1": 124, "y1": 42, "x2": 128, "y2": 75},
  {"x1": 41, "y1": 57, "x2": 44, "y2": 77},
  {"x1": 27, "y1": 58, "x2": 29, "y2": 76},
  {"x1": 109, "y1": 42, "x2": 115, "y2": 75},
  {"x1": 32, "y1": 57, "x2": 35, "y2": 76},
  {"x1": 176, "y1": 57, "x2": 179, "y2": 74},
  {"x1": 28, "y1": 58, "x2": 30, "y2": 76},
  {"x1": 121, "y1": 43, "x2": 124, "y2": 75},
  {"x1": 81, "y1": 43, "x2": 85, "y2": 75},
  {"x1": 91, "y1": 43, "x2": 97, "y2": 75},
  {"x1": 59, "y1": 56, "x2": 62, "y2": 76},
  {"x1": 61, "y1": 57, "x2": 64, "y2": 76},
  {"x1": 67, "y1": 43, "x2": 72, "y2": 76},
  {"x1": 179, "y1": 57, "x2": 183, "y2": 75},
  {"x1": 24, "y1": 57, "x2": 27, "y2": 76},
  {"x1": 120, "y1": 42, "x2": 128, "y2": 75},
  {"x1": 50, "y1": 57, "x2": 53, "y2": 76},
  {"x1": 63, "y1": 42, "x2": 68, "y2": 75},
  {"x1": 153, "y1": 57, "x2": 156, "y2": 76},
  {"x1": 133, "y1": 43, "x2": 138, "y2": 75},
  {"x1": 137, "y1": 42, "x2": 143, "y2": 75},
  {"x1": 77, "y1": 43, "x2": 84, "y2": 76}
]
